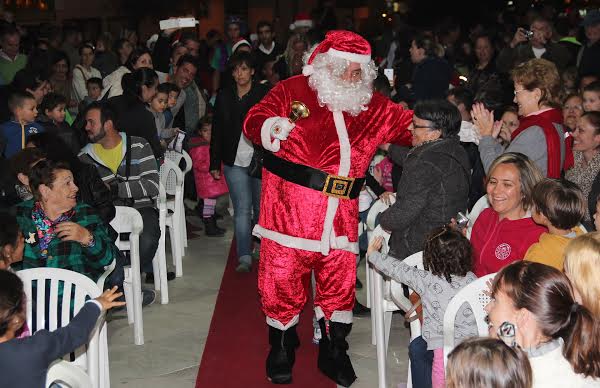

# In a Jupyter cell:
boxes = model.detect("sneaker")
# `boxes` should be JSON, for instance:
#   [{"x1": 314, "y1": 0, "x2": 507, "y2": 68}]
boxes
[
  {"x1": 312, "y1": 325, "x2": 322, "y2": 345},
  {"x1": 142, "y1": 289, "x2": 156, "y2": 307},
  {"x1": 145, "y1": 271, "x2": 176, "y2": 284},
  {"x1": 235, "y1": 262, "x2": 251, "y2": 273}
]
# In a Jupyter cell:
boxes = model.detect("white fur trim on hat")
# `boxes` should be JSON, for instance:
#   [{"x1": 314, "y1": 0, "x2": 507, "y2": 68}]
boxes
[
  {"x1": 302, "y1": 64, "x2": 314, "y2": 76},
  {"x1": 232, "y1": 39, "x2": 251, "y2": 53},
  {"x1": 328, "y1": 48, "x2": 371, "y2": 64},
  {"x1": 290, "y1": 20, "x2": 313, "y2": 30}
]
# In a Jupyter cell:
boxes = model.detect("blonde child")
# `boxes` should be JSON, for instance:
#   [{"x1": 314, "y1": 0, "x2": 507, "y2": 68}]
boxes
[
  {"x1": 525, "y1": 179, "x2": 586, "y2": 269},
  {"x1": 368, "y1": 226, "x2": 478, "y2": 388},
  {"x1": 563, "y1": 232, "x2": 600, "y2": 317}
]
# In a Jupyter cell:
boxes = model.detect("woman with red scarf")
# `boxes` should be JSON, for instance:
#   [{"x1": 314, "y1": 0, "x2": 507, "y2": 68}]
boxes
[{"x1": 473, "y1": 58, "x2": 567, "y2": 178}]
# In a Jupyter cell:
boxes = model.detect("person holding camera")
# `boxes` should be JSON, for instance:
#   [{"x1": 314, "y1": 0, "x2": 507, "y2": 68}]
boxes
[{"x1": 496, "y1": 17, "x2": 571, "y2": 74}]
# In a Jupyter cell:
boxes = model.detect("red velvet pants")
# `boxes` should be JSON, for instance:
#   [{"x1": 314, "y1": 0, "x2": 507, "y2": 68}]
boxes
[{"x1": 259, "y1": 238, "x2": 356, "y2": 328}]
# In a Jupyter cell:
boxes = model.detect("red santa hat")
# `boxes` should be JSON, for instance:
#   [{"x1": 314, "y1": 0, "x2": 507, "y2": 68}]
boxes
[
  {"x1": 289, "y1": 13, "x2": 313, "y2": 30},
  {"x1": 302, "y1": 30, "x2": 372, "y2": 76}
]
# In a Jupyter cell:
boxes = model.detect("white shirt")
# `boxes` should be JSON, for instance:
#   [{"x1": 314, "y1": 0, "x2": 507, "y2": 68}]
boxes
[
  {"x1": 233, "y1": 133, "x2": 254, "y2": 167},
  {"x1": 532, "y1": 46, "x2": 547, "y2": 59},
  {"x1": 529, "y1": 340, "x2": 600, "y2": 388}
]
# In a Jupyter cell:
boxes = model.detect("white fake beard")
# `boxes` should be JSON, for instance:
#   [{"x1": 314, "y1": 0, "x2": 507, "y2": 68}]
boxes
[{"x1": 307, "y1": 55, "x2": 375, "y2": 116}]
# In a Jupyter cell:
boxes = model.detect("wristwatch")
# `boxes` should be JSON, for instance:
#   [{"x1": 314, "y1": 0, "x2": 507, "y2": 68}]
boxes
[{"x1": 82, "y1": 229, "x2": 96, "y2": 248}]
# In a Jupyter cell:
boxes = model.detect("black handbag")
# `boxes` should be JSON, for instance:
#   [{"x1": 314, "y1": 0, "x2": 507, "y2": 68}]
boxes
[{"x1": 248, "y1": 146, "x2": 264, "y2": 178}]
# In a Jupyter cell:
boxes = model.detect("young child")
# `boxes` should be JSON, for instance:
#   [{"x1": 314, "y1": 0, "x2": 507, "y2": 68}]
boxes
[
  {"x1": 582, "y1": 81, "x2": 600, "y2": 112},
  {"x1": 81, "y1": 77, "x2": 103, "y2": 108},
  {"x1": 368, "y1": 226, "x2": 478, "y2": 388},
  {"x1": 0, "y1": 270, "x2": 125, "y2": 388},
  {"x1": 446, "y1": 337, "x2": 532, "y2": 388},
  {"x1": 525, "y1": 178, "x2": 586, "y2": 270},
  {"x1": 0, "y1": 213, "x2": 24, "y2": 272},
  {"x1": 0, "y1": 91, "x2": 45, "y2": 158},
  {"x1": 163, "y1": 83, "x2": 181, "y2": 129},
  {"x1": 563, "y1": 232, "x2": 600, "y2": 317},
  {"x1": 189, "y1": 117, "x2": 228, "y2": 236},
  {"x1": 148, "y1": 83, "x2": 170, "y2": 139},
  {"x1": 39, "y1": 92, "x2": 80, "y2": 154}
]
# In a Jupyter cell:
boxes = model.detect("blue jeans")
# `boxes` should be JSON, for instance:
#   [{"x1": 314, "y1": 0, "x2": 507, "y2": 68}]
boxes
[
  {"x1": 409, "y1": 335, "x2": 433, "y2": 388},
  {"x1": 223, "y1": 164, "x2": 261, "y2": 264}
]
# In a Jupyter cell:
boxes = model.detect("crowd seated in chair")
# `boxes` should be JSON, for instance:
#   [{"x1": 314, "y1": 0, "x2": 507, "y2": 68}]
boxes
[
  {"x1": 487, "y1": 261, "x2": 600, "y2": 387},
  {"x1": 0, "y1": 270, "x2": 124, "y2": 388},
  {"x1": 470, "y1": 153, "x2": 546, "y2": 277},
  {"x1": 15, "y1": 159, "x2": 118, "y2": 282}
]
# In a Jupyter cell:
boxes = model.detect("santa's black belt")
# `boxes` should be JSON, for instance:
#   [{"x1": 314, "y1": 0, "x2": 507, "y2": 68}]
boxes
[{"x1": 263, "y1": 152, "x2": 364, "y2": 200}]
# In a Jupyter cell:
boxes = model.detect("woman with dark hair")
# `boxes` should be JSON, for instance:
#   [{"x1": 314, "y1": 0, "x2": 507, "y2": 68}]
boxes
[
  {"x1": 107, "y1": 67, "x2": 162, "y2": 159},
  {"x1": 379, "y1": 99, "x2": 471, "y2": 261},
  {"x1": 25, "y1": 132, "x2": 116, "y2": 226},
  {"x1": 210, "y1": 51, "x2": 269, "y2": 272},
  {"x1": 565, "y1": 111, "x2": 600, "y2": 230},
  {"x1": 48, "y1": 50, "x2": 75, "y2": 112},
  {"x1": 487, "y1": 261, "x2": 600, "y2": 387},
  {"x1": 409, "y1": 34, "x2": 452, "y2": 101},
  {"x1": 15, "y1": 159, "x2": 118, "y2": 282},
  {"x1": 101, "y1": 47, "x2": 153, "y2": 99},
  {"x1": 467, "y1": 33, "x2": 502, "y2": 97},
  {"x1": 72, "y1": 44, "x2": 102, "y2": 105}
]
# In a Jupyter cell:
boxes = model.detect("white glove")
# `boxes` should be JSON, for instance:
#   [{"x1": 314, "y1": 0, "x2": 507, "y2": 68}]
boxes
[
  {"x1": 270, "y1": 117, "x2": 295, "y2": 141},
  {"x1": 261, "y1": 116, "x2": 296, "y2": 152}
]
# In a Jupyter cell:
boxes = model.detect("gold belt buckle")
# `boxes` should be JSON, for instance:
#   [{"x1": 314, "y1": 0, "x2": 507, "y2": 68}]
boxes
[{"x1": 323, "y1": 174, "x2": 355, "y2": 199}]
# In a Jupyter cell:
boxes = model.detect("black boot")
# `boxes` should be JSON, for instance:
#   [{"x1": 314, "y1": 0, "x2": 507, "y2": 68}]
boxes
[
  {"x1": 317, "y1": 319, "x2": 357, "y2": 387},
  {"x1": 203, "y1": 216, "x2": 225, "y2": 237},
  {"x1": 266, "y1": 325, "x2": 299, "y2": 384}
]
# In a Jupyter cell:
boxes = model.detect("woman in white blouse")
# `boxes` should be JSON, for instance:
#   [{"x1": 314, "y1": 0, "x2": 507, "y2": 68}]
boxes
[{"x1": 72, "y1": 44, "x2": 102, "y2": 104}]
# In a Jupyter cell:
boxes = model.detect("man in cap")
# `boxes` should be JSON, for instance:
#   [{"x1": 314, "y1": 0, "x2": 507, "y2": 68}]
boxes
[{"x1": 244, "y1": 30, "x2": 412, "y2": 386}]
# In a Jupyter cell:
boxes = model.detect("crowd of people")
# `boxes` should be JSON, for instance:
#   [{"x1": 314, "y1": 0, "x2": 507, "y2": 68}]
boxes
[{"x1": 0, "y1": 3, "x2": 599, "y2": 388}]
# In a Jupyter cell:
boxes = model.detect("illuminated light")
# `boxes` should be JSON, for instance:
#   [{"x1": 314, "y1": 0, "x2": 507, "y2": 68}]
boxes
[
  {"x1": 507, "y1": 0, "x2": 513, "y2": 5},
  {"x1": 459, "y1": 75, "x2": 468, "y2": 82},
  {"x1": 388, "y1": 18, "x2": 392, "y2": 21},
  {"x1": 382, "y1": 13, "x2": 387, "y2": 17}
]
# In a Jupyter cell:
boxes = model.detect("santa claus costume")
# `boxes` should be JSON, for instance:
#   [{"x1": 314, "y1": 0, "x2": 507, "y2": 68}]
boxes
[{"x1": 243, "y1": 30, "x2": 413, "y2": 386}]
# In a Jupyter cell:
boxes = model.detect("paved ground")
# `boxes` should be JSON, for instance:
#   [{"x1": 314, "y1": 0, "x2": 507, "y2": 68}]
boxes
[{"x1": 107, "y1": 214, "x2": 410, "y2": 388}]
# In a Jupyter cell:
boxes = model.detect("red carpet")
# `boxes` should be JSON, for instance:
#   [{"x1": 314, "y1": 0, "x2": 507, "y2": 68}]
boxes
[{"x1": 195, "y1": 242, "x2": 337, "y2": 388}]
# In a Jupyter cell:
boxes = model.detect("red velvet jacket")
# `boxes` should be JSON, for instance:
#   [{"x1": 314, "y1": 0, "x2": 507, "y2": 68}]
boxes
[{"x1": 243, "y1": 75, "x2": 412, "y2": 254}]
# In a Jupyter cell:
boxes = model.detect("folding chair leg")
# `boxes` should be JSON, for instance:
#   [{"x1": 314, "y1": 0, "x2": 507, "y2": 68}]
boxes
[
  {"x1": 374, "y1": 271, "x2": 388, "y2": 388},
  {"x1": 172, "y1": 213, "x2": 183, "y2": 277},
  {"x1": 123, "y1": 268, "x2": 134, "y2": 325},
  {"x1": 384, "y1": 311, "x2": 393, "y2": 353}
]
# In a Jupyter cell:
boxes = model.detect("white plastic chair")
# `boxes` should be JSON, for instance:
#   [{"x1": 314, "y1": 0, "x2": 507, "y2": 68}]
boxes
[
  {"x1": 152, "y1": 182, "x2": 169, "y2": 304},
  {"x1": 110, "y1": 206, "x2": 145, "y2": 345},
  {"x1": 466, "y1": 195, "x2": 489, "y2": 239},
  {"x1": 165, "y1": 149, "x2": 192, "y2": 254},
  {"x1": 160, "y1": 159, "x2": 185, "y2": 278},
  {"x1": 370, "y1": 228, "x2": 423, "y2": 388},
  {"x1": 18, "y1": 268, "x2": 106, "y2": 388},
  {"x1": 442, "y1": 272, "x2": 497, "y2": 368},
  {"x1": 46, "y1": 360, "x2": 93, "y2": 388},
  {"x1": 364, "y1": 196, "x2": 395, "y2": 345}
]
